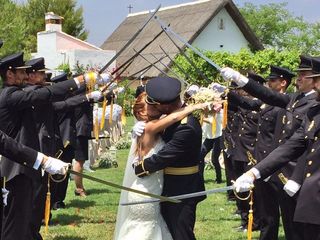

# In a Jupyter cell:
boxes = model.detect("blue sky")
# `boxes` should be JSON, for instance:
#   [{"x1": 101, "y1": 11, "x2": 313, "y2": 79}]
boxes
[
  {"x1": 75, "y1": 0, "x2": 319, "y2": 47},
  {"x1": 16, "y1": 0, "x2": 319, "y2": 46}
]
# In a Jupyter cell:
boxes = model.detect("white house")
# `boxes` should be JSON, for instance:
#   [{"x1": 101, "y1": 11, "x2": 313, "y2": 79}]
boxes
[
  {"x1": 100, "y1": 0, "x2": 262, "y2": 79},
  {"x1": 33, "y1": 12, "x2": 116, "y2": 75}
]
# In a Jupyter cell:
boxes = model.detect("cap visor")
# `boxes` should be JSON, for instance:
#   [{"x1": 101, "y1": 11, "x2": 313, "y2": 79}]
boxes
[
  {"x1": 15, "y1": 65, "x2": 31, "y2": 69},
  {"x1": 296, "y1": 67, "x2": 312, "y2": 71},
  {"x1": 305, "y1": 73, "x2": 320, "y2": 78}
]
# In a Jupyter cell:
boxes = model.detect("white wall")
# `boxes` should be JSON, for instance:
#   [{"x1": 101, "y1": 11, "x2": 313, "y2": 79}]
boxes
[
  {"x1": 33, "y1": 31, "x2": 116, "y2": 73},
  {"x1": 192, "y1": 8, "x2": 249, "y2": 53}
]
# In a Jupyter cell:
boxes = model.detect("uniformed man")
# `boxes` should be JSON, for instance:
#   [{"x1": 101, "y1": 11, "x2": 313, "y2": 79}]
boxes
[
  {"x1": 234, "y1": 57, "x2": 320, "y2": 240},
  {"x1": 229, "y1": 68, "x2": 292, "y2": 239},
  {"x1": 134, "y1": 76, "x2": 205, "y2": 240},
  {"x1": 221, "y1": 56, "x2": 317, "y2": 240},
  {"x1": 135, "y1": 75, "x2": 147, "y2": 98},
  {"x1": 0, "y1": 52, "x2": 105, "y2": 239}
]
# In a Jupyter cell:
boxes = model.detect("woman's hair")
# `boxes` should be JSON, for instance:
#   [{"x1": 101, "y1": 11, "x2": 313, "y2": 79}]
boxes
[{"x1": 133, "y1": 92, "x2": 148, "y2": 121}]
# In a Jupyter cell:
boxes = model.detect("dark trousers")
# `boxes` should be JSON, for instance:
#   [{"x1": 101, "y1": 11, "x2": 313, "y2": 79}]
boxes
[
  {"x1": 51, "y1": 145, "x2": 74, "y2": 205},
  {"x1": 199, "y1": 137, "x2": 222, "y2": 182},
  {"x1": 2, "y1": 175, "x2": 33, "y2": 240},
  {"x1": 161, "y1": 201, "x2": 197, "y2": 240},
  {"x1": 233, "y1": 160, "x2": 249, "y2": 226},
  {"x1": 302, "y1": 223, "x2": 320, "y2": 240},
  {"x1": 223, "y1": 151, "x2": 236, "y2": 200},
  {"x1": 30, "y1": 174, "x2": 48, "y2": 240},
  {"x1": 256, "y1": 180, "x2": 280, "y2": 240}
]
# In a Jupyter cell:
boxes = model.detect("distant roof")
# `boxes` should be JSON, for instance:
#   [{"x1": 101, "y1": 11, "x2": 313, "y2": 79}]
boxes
[{"x1": 101, "y1": 0, "x2": 263, "y2": 79}]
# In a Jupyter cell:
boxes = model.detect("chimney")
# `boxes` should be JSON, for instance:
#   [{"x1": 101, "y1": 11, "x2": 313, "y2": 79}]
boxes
[{"x1": 45, "y1": 12, "x2": 63, "y2": 32}]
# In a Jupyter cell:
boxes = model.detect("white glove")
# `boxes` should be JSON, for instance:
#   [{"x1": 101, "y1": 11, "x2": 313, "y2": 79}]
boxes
[
  {"x1": 87, "y1": 90, "x2": 103, "y2": 101},
  {"x1": 117, "y1": 87, "x2": 125, "y2": 94},
  {"x1": 108, "y1": 82, "x2": 118, "y2": 91},
  {"x1": 132, "y1": 121, "x2": 146, "y2": 138},
  {"x1": 220, "y1": 67, "x2": 249, "y2": 87},
  {"x1": 283, "y1": 180, "x2": 301, "y2": 197},
  {"x1": 42, "y1": 157, "x2": 70, "y2": 175},
  {"x1": 211, "y1": 83, "x2": 226, "y2": 93},
  {"x1": 99, "y1": 73, "x2": 112, "y2": 85},
  {"x1": 2, "y1": 188, "x2": 9, "y2": 206},
  {"x1": 84, "y1": 72, "x2": 112, "y2": 85},
  {"x1": 234, "y1": 173, "x2": 255, "y2": 192}
]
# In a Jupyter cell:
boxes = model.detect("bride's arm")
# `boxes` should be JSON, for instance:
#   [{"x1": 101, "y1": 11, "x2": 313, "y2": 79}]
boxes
[{"x1": 145, "y1": 102, "x2": 209, "y2": 134}]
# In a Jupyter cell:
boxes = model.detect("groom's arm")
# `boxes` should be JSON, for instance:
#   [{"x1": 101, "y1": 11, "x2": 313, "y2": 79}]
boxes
[{"x1": 135, "y1": 124, "x2": 196, "y2": 177}]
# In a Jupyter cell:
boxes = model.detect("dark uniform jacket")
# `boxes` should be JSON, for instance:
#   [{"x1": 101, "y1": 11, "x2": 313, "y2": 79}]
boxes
[
  {"x1": 136, "y1": 114, "x2": 205, "y2": 202},
  {"x1": 232, "y1": 103, "x2": 259, "y2": 163},
  {"x1": 253, "y1": 102, "x2": 320, "y2": 225},
  {"x1": 0, "y1": 130, "x2": 37, "y2": 168},
  {"x1": 0, "y1": 80, "x2": 78, "y2": 181},
  {"x1": 223, "y1": 101, "x2": 240, "y2": 157},
  {"x1": 74, "y1": 86, "x2": 93, "y2": 138},
  {"x1": 229, "y1": 91, "x2": 282, "y2": 162},
  {"x1": 242, "y1": 79, "x2": 318, "y2": 183}
]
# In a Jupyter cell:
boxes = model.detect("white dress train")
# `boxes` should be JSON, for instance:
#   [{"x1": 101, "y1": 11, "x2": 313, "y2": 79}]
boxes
[{"x1": 113, "y1": 138, "x2": 172, "y2": 240}]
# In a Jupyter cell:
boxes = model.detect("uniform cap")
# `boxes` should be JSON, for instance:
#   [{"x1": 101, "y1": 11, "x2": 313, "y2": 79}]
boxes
[
  {"x1": 305, "y1": 58, "x2": 320, "y2": 78},
  {"x1": 297, "y1": 55, "x2": 312, "y2": 71},
  {"x1": 51, "y1": 72, "x2": 68, "y2": 83},
  {"x1": 0, "y1": 52, "x2": 31, "y2": 72},
  {"x1": 146, "y1": 76, "x2": 181, "y2": 104},
  {"x1": 248, "y1": 72, "x2": 266, "y2": 85},
  {"x1": 25, "y1": 57, "x2": 49, "y2": 73},
  {"x1": 267, "y1": 65, "x2": 295, "y2": 85}
]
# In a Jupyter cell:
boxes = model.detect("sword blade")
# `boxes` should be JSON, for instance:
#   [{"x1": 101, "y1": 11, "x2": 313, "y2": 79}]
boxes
[
  {"x1": 152, "y1": 14, "x2": 221, "y2": 72},
  {"x1": 68, "y1": 169, "x2": 180, "y2": 204},
  {"x1": 99, "y1": 4, "x2": 161, "y2": 74},
  {"x1": 121, "y1": 185, "x2": 234, "y2": 206}
]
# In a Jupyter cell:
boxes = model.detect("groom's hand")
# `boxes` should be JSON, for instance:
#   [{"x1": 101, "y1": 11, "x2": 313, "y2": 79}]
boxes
[
  {"x1": 132, "y1": 121, "x2": 146, "y2": 138},
  {"x1": 134, "y1": 160, "x2": 150, "y2": 178}
]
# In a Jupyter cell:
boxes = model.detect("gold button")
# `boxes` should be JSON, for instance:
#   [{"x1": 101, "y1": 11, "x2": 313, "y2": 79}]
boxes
[
  {"x1": 279, "y1": 139, "x2": 282, "y2": 143},
  {"x1": 258, "y1": 124, "x2": 261, "y2": 126},
  {"x1": 255, "y1": 139, "x2": 258, "y2": 142},
  {"x1": 243, "y1": 122, "x2": 246, "y2": 124},
  {"x1": 306, "y1": 173, "x2": 311, "y2": 177},
  {"x1": 315, "y1": 137, "x2": 318, "y2": 141},
  {"x1": 296, "y1": 115, "x2": 299, "y2": 118},
  {"x1": 251, "y1": 143, "x2": 254, "y2": 146},
  {"x1": 258, "y1": 131, "x2": 261, "y2": 134},
  {"x1": 241, "y1": 128, "x2": 244, "y2": 130},
  {"x1": 311, "y1": 148, "x2": 315, "y2": 152},
  {"x1": 308, "y1": 161, "x2": 313, "y2": 165},
  {"x1": 23, "y1": 162, "x2": 27, "y2": 165},
  {"x1": 263, "y1": 150, "x2": 266, "y2": 153},
  {"x1": 239, "y1": 134, "x2": 241, "y2": 137},
  {"x1": 287, "y1": 121, "x2": 291, "y2": 124},
  {"x1": 305, "y1": 136, "x2": 308, "y2": 139},
  {"x1": 266, "y1": 118, "x2": 268, "y2": 120},
  {"x1": 282, "y1": 130, "x2": 285, "y2": 134},
  {"x1": 70, "y1": 87, "x2": 73, "y2": 91}
]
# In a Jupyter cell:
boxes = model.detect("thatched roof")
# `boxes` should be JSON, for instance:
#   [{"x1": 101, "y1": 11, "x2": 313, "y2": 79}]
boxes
[{"x1": 100, "y1": 0, "x2": 263, "y2": 79}]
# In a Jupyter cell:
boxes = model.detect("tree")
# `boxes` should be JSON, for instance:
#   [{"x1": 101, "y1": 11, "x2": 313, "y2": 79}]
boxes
[
  {"x1": 0, "y1": 0, "x2": 28, "y2": 57},
  {"x1": 22, "y1": 0, "x2": 88, "y2": 52},
  {"x1": 172, "y1": 48, "x2": 300, "y2": 92},
  {"x1": 239, "y1": 2, "x2": 320, "y2": 55}
]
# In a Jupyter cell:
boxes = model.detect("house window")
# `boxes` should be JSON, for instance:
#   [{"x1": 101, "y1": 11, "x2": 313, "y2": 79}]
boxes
[{"x1": 218, "y1": 18, "x2": 225, "y2": 30}]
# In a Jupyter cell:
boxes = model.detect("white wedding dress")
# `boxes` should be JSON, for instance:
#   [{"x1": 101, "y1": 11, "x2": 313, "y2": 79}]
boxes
[{"x1": 113, "y1": 138, "x2": 172, "y2": 240}]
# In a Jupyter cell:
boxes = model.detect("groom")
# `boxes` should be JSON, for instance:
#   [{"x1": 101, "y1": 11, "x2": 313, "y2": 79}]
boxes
[{"x1": 134, "y1": 76, "x2": 206, "y2": 240}]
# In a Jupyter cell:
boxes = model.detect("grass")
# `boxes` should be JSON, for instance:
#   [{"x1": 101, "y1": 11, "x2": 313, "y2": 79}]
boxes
[{"x1": 41, "y1": 117, "x2": 285, "y2": 240}]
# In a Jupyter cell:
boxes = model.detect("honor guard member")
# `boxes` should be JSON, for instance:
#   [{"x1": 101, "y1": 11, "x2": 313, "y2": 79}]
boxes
[
  {"x1": 221, "y1": 58, "x2": 316, "y2": 240},
  {"x1": 228, "y1": 73, "x2": 264, "y2": 231},
  {"x1": 222, "y1": 82, "x2": 240, "y2": 201},
  {"x1": 230, "y1": 69, "x2": 292, "y2": 239},
  {"x1": 134, "y1": 77, "x2": 205, "y2": 240},
  {"x1": 0, "y1": 52, "x2": 100, "y2": 240},
  {"x1": 235, "y1": 57, "x2": 320, "y2": 240},
  {"x1": 135, "y1": 75, "x2": 147, "y2": 98}
]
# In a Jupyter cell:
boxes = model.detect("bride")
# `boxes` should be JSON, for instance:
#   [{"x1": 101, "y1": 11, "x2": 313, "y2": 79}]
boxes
[{"x1": 114, "y1": 92, "x2": 208, "y2": 240}]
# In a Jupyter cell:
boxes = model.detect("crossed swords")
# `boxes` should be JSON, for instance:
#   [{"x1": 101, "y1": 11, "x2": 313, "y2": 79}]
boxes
[{"x1": 68, "y1": 168, "x2": 234, "y2": 206}]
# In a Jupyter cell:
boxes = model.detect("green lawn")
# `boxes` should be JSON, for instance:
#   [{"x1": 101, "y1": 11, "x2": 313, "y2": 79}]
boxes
[{"x1": 41, "y1": 117, "x2": 285, "y2": 240}]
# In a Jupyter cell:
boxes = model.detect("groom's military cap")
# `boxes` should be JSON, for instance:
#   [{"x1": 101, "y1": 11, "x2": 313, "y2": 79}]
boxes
[
  {"x1": 0, "y1": 52, "x2": 31, "y2": 73},
  {"x1": 146, "y1": 77, "x2": 181, "y2": 104},
  {"x1": 25, "y1": 57, "x2": 49, "y2": 73},
  {"x1": 297, "y1": 55, "x2": 312, "y2": 71}
]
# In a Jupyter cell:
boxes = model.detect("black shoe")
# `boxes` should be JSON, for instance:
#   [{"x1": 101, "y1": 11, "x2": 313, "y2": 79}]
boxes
[
  {"x1": 234, "y1": 225, "x2": 247, "y2": 233},
  {"x1": 215, "y1": 179, "x2": 222, "y2": 184},
  {"x1": 52, "y1": 201, "x2": 66, "y2": 210}
]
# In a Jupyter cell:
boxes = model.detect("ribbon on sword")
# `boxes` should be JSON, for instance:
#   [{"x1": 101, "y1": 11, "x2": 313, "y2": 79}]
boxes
[{"x1": 120, "y1": 185, "x2": 234, "y2": 206}]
